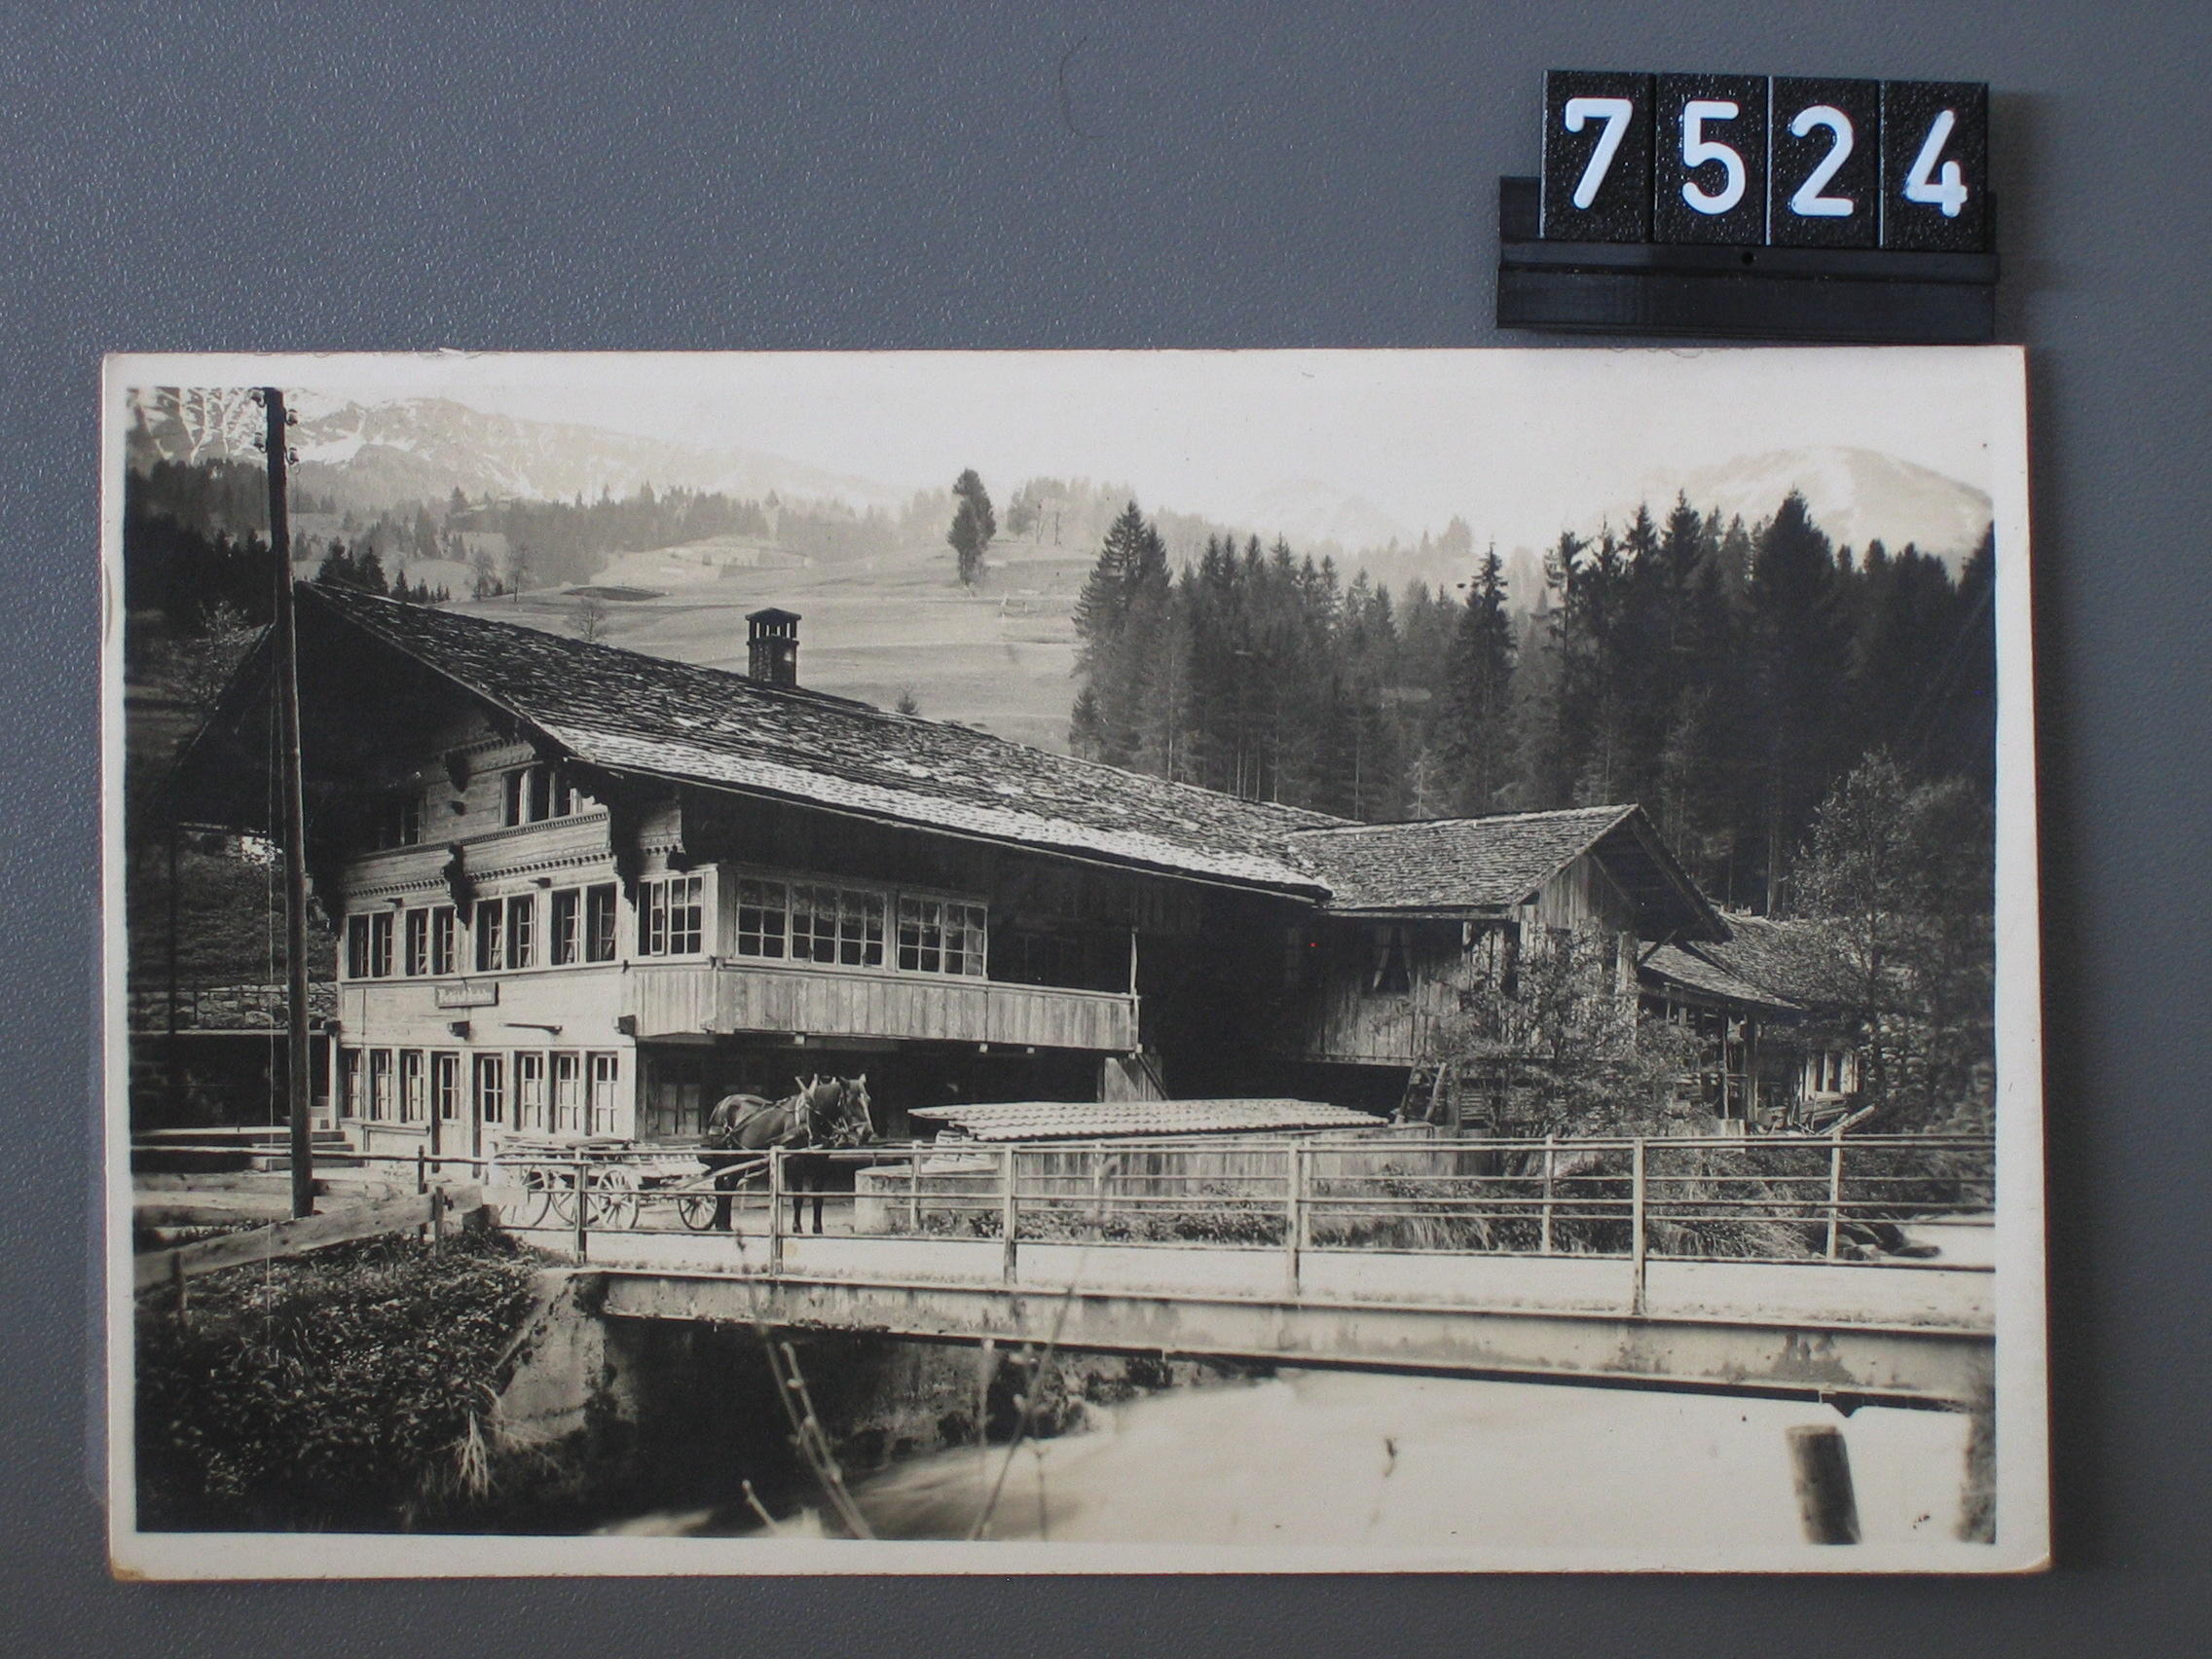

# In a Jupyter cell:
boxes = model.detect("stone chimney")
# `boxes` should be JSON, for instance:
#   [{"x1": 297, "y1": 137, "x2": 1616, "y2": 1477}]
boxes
[{"x1": 746, "y1": 608, "x2": 801, "y2": 687}]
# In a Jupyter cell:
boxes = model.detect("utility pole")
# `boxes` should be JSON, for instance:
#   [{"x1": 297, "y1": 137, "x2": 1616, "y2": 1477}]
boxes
[{"x1": 265, "y1": 387, "x2": 316, "y2": 1219}]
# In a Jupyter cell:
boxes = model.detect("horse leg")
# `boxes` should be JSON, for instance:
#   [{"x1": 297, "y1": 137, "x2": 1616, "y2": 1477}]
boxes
[{"x1": 713, "y1": 1165, "x2": 736, "y2": 1232}]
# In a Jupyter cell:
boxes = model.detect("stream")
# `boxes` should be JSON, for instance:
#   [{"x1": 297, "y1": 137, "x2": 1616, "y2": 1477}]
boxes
[{"x1": 601, "y1": 1367, "x2": 1978, "y2": 1548}]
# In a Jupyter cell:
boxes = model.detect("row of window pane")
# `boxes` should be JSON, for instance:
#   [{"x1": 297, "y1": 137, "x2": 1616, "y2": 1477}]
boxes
[
  {"x1": 736, "y1": 880, "x2": 978, "y2": 976},
  {"x1": 346, "y1": 886, "x2": 617, "y2": 977},
  {"x1": 349, "y1": 877, "x2": 988, "y2": 977},
  {"x1": 341, "y1": 1048, "x2": 620, "y2": 1135},
  {"x1": 502, "y1": 763, "x2": 585, "y2": 828},
  {"x1": 898, "y1": 896, "x2": 988, "y2": 977},
  {"x1": 638, "y1": 875, "x2": 704, "y2": 956}
]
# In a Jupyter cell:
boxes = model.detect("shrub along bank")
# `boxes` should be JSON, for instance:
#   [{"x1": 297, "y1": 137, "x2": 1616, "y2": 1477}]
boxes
[{"x1": 134, "y1": 1231, "x2": 540, "y2": 1531}]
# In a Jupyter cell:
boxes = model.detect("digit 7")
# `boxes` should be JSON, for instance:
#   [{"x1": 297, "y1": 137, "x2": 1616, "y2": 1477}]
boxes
[
  {"x1": 1540, "y1": 71, "x2": 1653, "y2": 242},
  {"x1": 1565, "y1": 97, "x2": 1633, "y2": 209}
]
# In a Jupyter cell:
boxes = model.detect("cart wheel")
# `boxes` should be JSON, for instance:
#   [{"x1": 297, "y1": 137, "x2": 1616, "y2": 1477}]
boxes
[
  {"x1": 676, "y1": 1192, "x2": 719, "y2": 1232},
  {"x1": 587, "y1": 1164, "x2": 640, "y2": 1230},
  {"x1": 542, "y1": 1166, "x2": 581, "y2": 1227},
  {"x1": 501, "y1": 1162, "x2": 554, "y2": 1230}
]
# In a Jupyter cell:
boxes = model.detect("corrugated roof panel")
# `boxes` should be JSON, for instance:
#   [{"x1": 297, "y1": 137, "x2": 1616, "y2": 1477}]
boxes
[{"x1": 908, "y1": 1098, "x2": 1389, "y2": 1142}]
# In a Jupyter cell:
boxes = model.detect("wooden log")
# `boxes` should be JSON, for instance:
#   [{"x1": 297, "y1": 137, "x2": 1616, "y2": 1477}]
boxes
[
  {"x1": 132, "y1": 1187, "x2": 484, "y2": 1293},
  {"x1": 1787, "y1": 1423, "x2": 1862, "y2": 1544}
]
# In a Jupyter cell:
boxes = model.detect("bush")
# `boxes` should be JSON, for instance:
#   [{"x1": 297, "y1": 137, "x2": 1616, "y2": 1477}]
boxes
[{"x1": 134, "y1": 1232, "x2": 541, "y2": 1530}]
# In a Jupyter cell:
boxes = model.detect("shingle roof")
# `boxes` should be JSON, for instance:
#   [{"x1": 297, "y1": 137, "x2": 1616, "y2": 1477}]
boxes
[
  {"x1": 1639, "y1": 942, "x2": 1801, "y2": 1011},
  {"x1": 1287, "y1": 806, "x2": 1639, "y2": 911},
  {"x1": 299, "y1": 586, "x2": 1341, "y2": 894},
  {"x1": 1641, "y1": 914, "x2": 1856, "y2": 1012},
  {"x1": 1284, "y1": 805, "x2": 1722, "y2": 938},
  {"x1": 907, "y1": 1098, "x2": 1387, "y2": 1141}
]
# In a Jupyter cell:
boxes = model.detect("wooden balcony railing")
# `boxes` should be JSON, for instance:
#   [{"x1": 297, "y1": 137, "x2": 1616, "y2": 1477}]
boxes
[{"x1": 625, "y1": 960, "x2": 1139, "y2": 1052}]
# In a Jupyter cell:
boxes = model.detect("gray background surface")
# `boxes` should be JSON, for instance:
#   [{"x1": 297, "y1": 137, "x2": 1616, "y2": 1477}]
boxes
[{"x1": 4, "y1": 2, "x2": 2206, "y2": 1653}]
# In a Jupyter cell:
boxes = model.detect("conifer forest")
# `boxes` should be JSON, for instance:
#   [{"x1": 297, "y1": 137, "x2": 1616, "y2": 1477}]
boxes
[{"x1": 1069, "y1": 494, "x2": 1995, "y2": 915}]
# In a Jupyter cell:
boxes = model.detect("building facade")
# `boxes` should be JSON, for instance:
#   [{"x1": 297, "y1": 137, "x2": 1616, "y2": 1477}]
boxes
[{"x1": 170, "y1": 587, "x2": 1852, "y2": 1153}]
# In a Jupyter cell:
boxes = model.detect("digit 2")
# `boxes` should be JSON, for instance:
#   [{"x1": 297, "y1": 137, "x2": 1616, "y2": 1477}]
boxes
[
  {"x1": 1769, "y1": 77, "x2": 1880, "y2": 248},
  {"x1": 1540, "y1": 70, "x2": 1654, "y2": 241},
  {"x1": 1880, "y1": 81, "x2": 1990, "y2": 251},
  {"x1": 1653, "y1": 73, "x2": 1770, "y2": 244}
]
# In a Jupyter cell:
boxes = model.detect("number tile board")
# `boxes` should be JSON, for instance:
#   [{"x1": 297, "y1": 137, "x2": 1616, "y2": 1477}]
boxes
[{"x1": 1539, "y1": 71, "x2": 1989, "y2": 253}]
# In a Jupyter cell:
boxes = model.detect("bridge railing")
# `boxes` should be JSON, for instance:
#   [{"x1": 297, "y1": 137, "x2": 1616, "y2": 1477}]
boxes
[
  {"x1": 884, "y1": 1133, "x2": 1995, "y2": 1269},
  {"x1": 142, "y1": 1132, "x2": 1994, "y2": 1285}
]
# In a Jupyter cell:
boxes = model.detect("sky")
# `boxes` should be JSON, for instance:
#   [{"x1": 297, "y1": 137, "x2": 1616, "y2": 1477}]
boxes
[{"x1": 112, "y1": 349, "x2": 2020, "y2": 555}]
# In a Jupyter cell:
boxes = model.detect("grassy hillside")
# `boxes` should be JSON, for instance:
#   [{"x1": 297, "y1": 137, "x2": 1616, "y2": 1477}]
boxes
[{"x1": 453, "y1": 535, "x2": 1088, "y2": 754}]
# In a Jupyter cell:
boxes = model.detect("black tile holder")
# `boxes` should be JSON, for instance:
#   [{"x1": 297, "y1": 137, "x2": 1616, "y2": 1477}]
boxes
[{"x1": 1494, "y1": 176, "x2": 1997, "y2": 343}]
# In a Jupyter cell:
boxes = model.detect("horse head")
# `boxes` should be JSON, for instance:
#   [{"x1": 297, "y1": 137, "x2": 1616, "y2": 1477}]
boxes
[{"x1": 839, "y1": 1074, "x2": 877, "y2": 1145}]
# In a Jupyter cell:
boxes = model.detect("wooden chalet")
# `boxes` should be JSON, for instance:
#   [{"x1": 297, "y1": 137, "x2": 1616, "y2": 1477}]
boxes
[
  {"x1": 1640, "y1": 914, "x2": 1867, "y2": 1128},
  {"x1": 167, "y1": 586, "x2": 1844, "y2": 1155}
]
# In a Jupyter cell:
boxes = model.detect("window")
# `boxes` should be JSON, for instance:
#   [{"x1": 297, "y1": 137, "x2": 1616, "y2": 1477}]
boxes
[
  {"x1": 346, "y1": 914, "x2": 370, "y2": 978},
  {"x1": 551, "y1": 888, "x2": 581, "y2": 966},
  {"x1": 430, "y1": 905, "x2": 459, "y2": 975},
  {"x1": 584, "y1": 883, "x2": 618, "y2": 962},
  {"x1": 1805, "y1": 1048, "x2": 1856, "y2": 1097},
  {"x1": 368, "y1": 790, "x2": 421, "y2": 850},
  {"x1": 368, "y1": 1049, "x2": 394, "y2": 1122},
  {"x1": 404, "y1": 908, "x2": 430, "y2": 977},
  {"x1": 399, "y1": 1050, "x2": 426, "y2": 1124},
  {"x1": 514, "y1": 1052, "x2": 546, "y2": 1132},
  {"x1": 551, "y1": 1052, "x2": 582, "y2": 1134},
  {"x1": 474, "y1": 1053, "x2": 505, "y2": 1125},
  {"x1": 473, "y1": 899, "x2": 503, "y2": 972},
  {"x1": 639, "y1": 874, "x2": 705, "y2": 956},
  {"x1": 1370, "y1": 926, "x2": 1412, "y2": 996},
  {"x1": 432, "y1": 1051, "x2": 461, "y2": 1122},
  {"x1": 551, "y1": 884, "x2": 621, "y2": 966},
  {"x1": 588, "y1": 1052, "x2": 620, "y2": 1136},
  {"x1": 734, "y1": 878, "x2": 787, "y2": 959},
  {"x1": 340, "y1": 1049, "x2": 363, "y2": 1119},
  {"x1": 792, "y1": 884, "x2": 886, "y2": 968},
  {"x1": 367, "y1": 911, "x2": 394, "y2": 977},
  {"x1": 505, "y1": 893, "x2": 535, "y2": 970},
  {"x1": 898, "y1": 896, "x2": 987, "y2": 977},
  {"x1": 502, "y1": 762, "x2": 579, "y2": 828}
]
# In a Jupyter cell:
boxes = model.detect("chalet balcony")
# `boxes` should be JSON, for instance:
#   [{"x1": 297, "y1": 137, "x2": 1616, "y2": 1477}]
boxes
[{"x1": 625, "y1": 960, "x2": 1139, "y2": 1053}]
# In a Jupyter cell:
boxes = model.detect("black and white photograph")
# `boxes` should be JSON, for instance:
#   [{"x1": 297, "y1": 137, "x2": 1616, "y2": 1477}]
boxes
[{"x1": 101, "y1": 347, "x2": 2044, "y2": 1575}]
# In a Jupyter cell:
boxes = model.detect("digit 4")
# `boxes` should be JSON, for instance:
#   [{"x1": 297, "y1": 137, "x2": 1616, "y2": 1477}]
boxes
[{"x1": 1903, "y1": 108, "x2": 1970, "y2": 218}]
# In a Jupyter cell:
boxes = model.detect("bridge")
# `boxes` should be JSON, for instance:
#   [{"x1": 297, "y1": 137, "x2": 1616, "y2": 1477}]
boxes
[{"x1": 481, "y1": 1131, "x2": 1996, "y2": 1412}]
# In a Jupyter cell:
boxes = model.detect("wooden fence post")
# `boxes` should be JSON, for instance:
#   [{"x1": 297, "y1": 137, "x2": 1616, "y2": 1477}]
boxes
[
  {"x1": 571, "y1": 1149, "x2": 589, "y2": 1263},
  {"x1": 908, "y1": 1148, "x2": 923, "y2": 1234},
  {"x1": 1787, "y1": 1424, "x2": 1862, "y2": 1544},
  {"x1": 170, "y1": 1249, "x2": 189, "y2": 1332},
  {"x1": 1540, "y1": 1134, "x2": 1557, "y2": 1255},
  {"x1": 1630, "y1": 1138, "x2": 1648, "y2": 1317},
  {"x1": 1001, "y1": 1145, "x2": 1019, "y2": 1285},
  {"x1": 1284, "y1": 1142, "x2": 1306, "y2": 1297},
  {"x1": 1825, "y1": 1130, "x2": 1847, "y2": 1260},
  {"x1": 768, "y1": 1147, "x2": 785, "y2": 1274},
  {"x1": 427, "y1": 1186, "x2": 445, "y2": 1255}
]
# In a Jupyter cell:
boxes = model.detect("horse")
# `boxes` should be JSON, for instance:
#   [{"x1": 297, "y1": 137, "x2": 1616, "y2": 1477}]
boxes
[{"x1": 699, "y1": 1074, "x2": 875, "y2": 1234}]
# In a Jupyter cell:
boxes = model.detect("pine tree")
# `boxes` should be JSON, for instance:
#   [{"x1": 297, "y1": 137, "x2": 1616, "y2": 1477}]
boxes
[
  {"x1": 947, "y1": 468, "x2": 997, "y2": 587},
  {"x1": 1744, "y1": 490, "x2": 1850, "y2": 908},
  {"x1": 1444, "y1": 547, "x2": 1517, "y2": 814}
]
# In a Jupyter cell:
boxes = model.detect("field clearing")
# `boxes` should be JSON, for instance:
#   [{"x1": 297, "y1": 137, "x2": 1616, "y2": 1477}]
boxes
[{"x1": 449, "y1": 540, "x2": 1089, "y2": 753}]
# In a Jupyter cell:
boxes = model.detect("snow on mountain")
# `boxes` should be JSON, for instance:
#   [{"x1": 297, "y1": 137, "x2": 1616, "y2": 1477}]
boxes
[
  {"x1": 132, "y1": 390, "x2": 912, "y2": 515},
  {"x1": 1230, "y1": 478, "x2": 1413, "y2": 555},
  {"x1": 1616, "y1": 446, "x2": 1992, "y2": 568}
]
